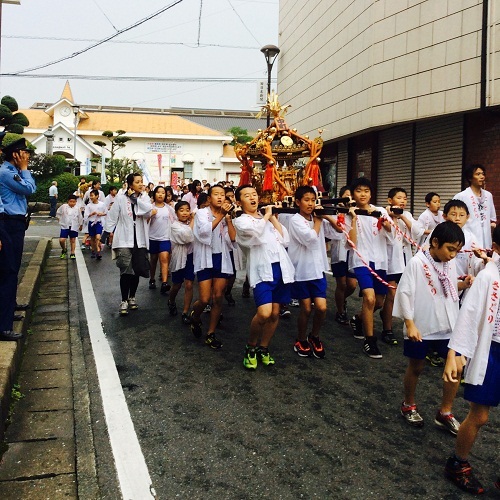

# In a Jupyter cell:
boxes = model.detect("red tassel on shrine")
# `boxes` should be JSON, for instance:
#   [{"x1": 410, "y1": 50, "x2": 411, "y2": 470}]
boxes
[
  {"x1": 239, "y1": 170, "x2": 250, "y2": 186},
  {"x1": 262, "y1": 164, "x2": 274, "y2": 191}
]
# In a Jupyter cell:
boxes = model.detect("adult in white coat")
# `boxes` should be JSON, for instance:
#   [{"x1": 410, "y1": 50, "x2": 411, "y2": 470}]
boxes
[{"x1": 104, "y1": 173, "x2": 152, "y2": 316}]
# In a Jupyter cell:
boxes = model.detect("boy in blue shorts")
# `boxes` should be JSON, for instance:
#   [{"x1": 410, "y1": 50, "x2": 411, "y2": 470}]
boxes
[
  {"x1": 84, "y1": 189, "x2": 107, "y2": 260},
  {"x1": 288, "y1": 185, "x2": 340, "y2": 358},
  {"x1": 191, "y1": 185, "x2": 235, "y2": 349},
  {"x1": 233, "y1": 185, "x2": 295, "y2": 369},
  {"x1": 346, "y1": 177, "x2": 393, "y2": 358},
  {"x1": 443, "y1": 225, "x2": 500, "y2": 495},
  {"x1": 56, "y1": 194, "x2": 82, "y2": 259},
  {"x1": 331, "y1": 186, "x2": 357, "y2": 324},
  {"x1": 394, "y1": 222, "x2": 472, "y2": 433}
]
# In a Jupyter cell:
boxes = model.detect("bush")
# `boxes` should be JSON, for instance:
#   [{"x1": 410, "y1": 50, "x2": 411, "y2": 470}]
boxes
[
  {"x1": 30, "y1": 154, "x2": 67, "y2": 179},
  {"x1": 29, "y1": 172, "x2": 80, "y2": 204}
]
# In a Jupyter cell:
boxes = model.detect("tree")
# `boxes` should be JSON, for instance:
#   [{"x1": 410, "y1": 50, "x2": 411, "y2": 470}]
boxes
[
  {"x1": 93, "y1": 129, "x2": 131, "y2": 161},
  {"x1": 107, "y1": 158, "x2": 136, "y2": 184},
  {"x1": 29, "y1": 153, "x2": 68, "y2": 179},
  {"x1": 0, "y1": 95, "x2": 30, "y2": 135},
  {"x1": 228, "y1": 127, "x2": 253, "y2": 146}
]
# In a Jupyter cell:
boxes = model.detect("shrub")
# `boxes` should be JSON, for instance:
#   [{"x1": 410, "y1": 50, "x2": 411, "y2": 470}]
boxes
[
  {"x1": 30, "y1": 154, "x2": 67, "y2": 179},
  {"x1": 29, "y1": 172, "x2": 80, "y2": 203}
]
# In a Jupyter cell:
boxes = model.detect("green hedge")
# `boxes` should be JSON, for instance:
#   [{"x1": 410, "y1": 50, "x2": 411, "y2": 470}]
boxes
[
  {"x1": 29, "y1": 172, "x2": 79, "y2": 204},
  {"x1": 29, "y1": 173, "x2": 121, "y2": 204}
]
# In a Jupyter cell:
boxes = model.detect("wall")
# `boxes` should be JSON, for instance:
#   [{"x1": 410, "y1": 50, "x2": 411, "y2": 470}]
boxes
[
  {"x1": 464, "y1": 110, "x2": 500, "y2": 215},
  {"x1": 278, "y1": 0, "x2": 484, "y2": 140}
]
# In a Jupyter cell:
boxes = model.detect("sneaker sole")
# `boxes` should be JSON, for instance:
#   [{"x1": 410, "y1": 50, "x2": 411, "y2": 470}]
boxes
[
  {"x1": 444, "y1": 470, "x2": 485, "y2": 494},
  {"x1": 206, "y1": 342, "x2": 223, "y2": 349},
  {"x1": 401, "y1": 411, "x2": 424, "y2": 428},
  {"x1": 243, "y1": 361, "x2": 257, "y2": 369},
  {"x1": 363, "y1": 349, "x2": 383, "y2": 359},
  {"x1": 382, "y1": 337, "x2": 398, "y2": 346},
  {"x1": 353, "y1": 333, "x2": 365, "y2": 340},
  {"x1": 119, "y1": 311, "x2": 129, "y2": 316},
  {"x1": 434, "y1": 419, "x2": 459, "y2": 436},
  {"x1": 293, "y1": 346, "x2": 311, "y2": 357},
  {"x1": 312, "y1": 351, "x2": 325, "y2": 359}
]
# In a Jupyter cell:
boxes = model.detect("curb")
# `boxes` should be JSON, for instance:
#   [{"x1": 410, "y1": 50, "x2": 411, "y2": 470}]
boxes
[{"x1": 0, "y1": 237, "x2": 51, "y2": 441}]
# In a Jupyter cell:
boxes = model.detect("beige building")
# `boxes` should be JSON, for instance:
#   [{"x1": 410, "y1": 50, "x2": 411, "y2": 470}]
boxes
[
  {"x1": 278, "y1": 0, "x2": 500, "y2": 214},
  {"x1": 22, "y1": 82, "x2": 265, "y2": 186}
]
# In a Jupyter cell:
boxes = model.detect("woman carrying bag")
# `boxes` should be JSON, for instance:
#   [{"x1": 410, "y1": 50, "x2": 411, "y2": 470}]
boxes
[{"x1": 103, "y1": 172, "x2": 152, "y2": 316}]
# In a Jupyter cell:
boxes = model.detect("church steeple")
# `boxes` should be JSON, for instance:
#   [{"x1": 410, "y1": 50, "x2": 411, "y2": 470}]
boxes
[{"x1": 60, "y1": 80, "x2": 74, "y2": 103}]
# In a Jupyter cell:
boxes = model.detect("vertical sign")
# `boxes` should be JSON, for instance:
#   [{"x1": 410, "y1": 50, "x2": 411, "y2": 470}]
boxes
[{"x1": 256, "y1": 80, "x2": 267, "y2": 105}]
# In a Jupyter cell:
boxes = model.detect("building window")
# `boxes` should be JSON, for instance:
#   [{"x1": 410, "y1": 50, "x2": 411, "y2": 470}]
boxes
[{"x1": 183, "y1": 162, "x2": 193, "y2": 180}]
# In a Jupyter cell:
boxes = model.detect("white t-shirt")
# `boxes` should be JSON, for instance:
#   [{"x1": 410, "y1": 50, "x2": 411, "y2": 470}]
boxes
[
  {"x1": 84, "y1": 201, "x2": 107, "y2": 224},
  {"x1": 49, "y1": 185, "x2": 58, "y2": 197},
  {"x1": 148, "y1": 204, "x2": 176, "y2": 241}
]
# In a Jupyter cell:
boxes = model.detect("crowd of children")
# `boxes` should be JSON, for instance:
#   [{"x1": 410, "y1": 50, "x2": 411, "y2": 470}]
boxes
[{"x1": 54, "y1": 165, "x2": 499, "y2": 495}]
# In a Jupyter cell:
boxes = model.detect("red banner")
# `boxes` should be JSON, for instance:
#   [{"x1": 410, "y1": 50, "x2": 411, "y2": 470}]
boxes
[{"x1": 157, "y1": 154, "x2": 162, "y2": 179}]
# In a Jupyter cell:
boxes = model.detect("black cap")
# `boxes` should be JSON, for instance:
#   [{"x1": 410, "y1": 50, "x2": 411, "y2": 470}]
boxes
[{"x1": 2, "y1": 137, "x2": 27, "y2": 155}]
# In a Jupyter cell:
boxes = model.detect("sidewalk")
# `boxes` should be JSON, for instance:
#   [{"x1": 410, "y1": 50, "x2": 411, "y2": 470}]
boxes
[{"x1": 0, "y1": 240, "x2": 98, "y2": 499}]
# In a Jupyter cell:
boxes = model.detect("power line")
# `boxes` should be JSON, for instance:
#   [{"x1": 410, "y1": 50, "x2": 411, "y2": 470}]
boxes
[
  {"x1": 226, "y1": 0, "x2": 261, "y2": 46},
  {"x1": 0, "y1": 73, "x2": 275, "y2": 83},
  {"x1": 197, "y1": 0, "x2": 203, "y2": 46},
  {"x1": 3, "y1": 35, "x2": 260, "y2": 50},
  {"x1": 10, "y1": 0, "x2": 184, "y2": 75},
  {"x1": 91, "y1": 0, "x2": 119, "y2": 32}
]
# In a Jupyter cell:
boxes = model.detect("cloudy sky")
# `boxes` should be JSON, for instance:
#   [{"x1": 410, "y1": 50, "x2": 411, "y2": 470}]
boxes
[{"x1": 0, "y1": 0, "x2": 279, "y2": 111}]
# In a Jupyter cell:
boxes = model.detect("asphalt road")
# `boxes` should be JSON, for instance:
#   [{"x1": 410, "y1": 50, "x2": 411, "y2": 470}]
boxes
[{"x1": 30, "y1": 216, "x2": 500, "y2": 499}]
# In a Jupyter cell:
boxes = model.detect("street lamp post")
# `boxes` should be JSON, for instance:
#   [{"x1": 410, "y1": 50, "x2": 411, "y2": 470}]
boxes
[
  {"x1": 260, "y1": 44, "x2": 280, "y2": 127},
  {"x1": 43, "y1": 125, "x2": 54, "y2": 155},
  {"x1": 71, "y1": 106, "x2": 80, "y2": 176}
]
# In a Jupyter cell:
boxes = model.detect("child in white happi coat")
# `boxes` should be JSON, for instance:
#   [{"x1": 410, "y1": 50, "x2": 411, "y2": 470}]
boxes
[
  {"x1": 380, "y1": 187, "x2": 423, "y2": 346},
  {"x1": 190, "y1": 185, "x2": 235, "y2": 350},
  {"x1": 233, "y1": 185, "x2": 295, "y2": 370},
  {"x1": 288, "y1": 186, "x2": 341, "y2": 359},
  {"x1": 344, "y1": 177, "x2": 394, "y2": 359},
  {"x1": 83, "y1": 189, "x2": 107, "y2": 260},
  {"x1": 442, "y1": 226, "x2": 500, "y2": 495},
  {"x1": 394, "y1": 221, "x2": 473, "y2": 433},
  {"x1": 330, "y1": 186, "x2": 357, "y2": 325},
  {"x1": 418, "y1": 192, "x2": 444, "y2": 246},
  {"x1": 56, "y1": 194, "x2": 83, "y2": 259},
  {"x1": 168, "y1": 200, "x2": 195, "y2": 324}
]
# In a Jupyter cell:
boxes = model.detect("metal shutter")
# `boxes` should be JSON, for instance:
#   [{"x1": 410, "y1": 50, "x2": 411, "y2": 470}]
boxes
[
  {"x1": 376, "y1": 124, "x2": 413, "y2": 207},
  {"x1": 337, "y1": 140, "x2": 348, "y2": 190},
  {"x1": 413, "y1": 115, "x2": 463, "y2": 215}
]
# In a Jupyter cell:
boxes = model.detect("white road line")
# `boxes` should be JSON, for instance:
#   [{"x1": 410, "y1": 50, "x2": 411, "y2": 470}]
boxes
[{"x1": 74, "y1": 245, "x2": 156, "y2": 499}]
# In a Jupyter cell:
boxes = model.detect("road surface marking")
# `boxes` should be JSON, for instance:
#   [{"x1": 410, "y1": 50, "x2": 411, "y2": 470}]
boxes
[{"x1": 75, "y1": 245, "x2": 156, "y2": 499}]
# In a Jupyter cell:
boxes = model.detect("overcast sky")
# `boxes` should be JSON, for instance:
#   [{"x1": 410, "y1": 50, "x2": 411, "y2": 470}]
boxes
[{"x1": 0, "y1": 0, "x2": 279, "y2": 111}]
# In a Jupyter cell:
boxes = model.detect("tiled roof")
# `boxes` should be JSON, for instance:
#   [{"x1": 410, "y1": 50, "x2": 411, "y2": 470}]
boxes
[
  {"x1": 22, "y1": 109, "x2": 53, "y2": 129},
  {"x1": 181, "y1": 115, "x2": 266, "y2": 135},
  {"x1": 77, "y1": 112, "x2": 224, "y2": 136},
  {"x1": 21, "y1": 109, "x2": 226, "y2": 137}
]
